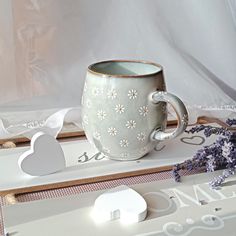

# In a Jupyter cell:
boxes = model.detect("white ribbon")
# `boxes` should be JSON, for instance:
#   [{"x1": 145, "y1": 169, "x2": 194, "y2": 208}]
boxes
[{"x1": 0, "y1": 107, "x2": 82, "y2": 139}]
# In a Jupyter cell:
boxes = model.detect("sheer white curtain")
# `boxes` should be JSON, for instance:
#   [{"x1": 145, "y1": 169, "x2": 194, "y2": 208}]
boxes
[{"x1": 0, "y1": 0, "x2": 235, "y2": 138}]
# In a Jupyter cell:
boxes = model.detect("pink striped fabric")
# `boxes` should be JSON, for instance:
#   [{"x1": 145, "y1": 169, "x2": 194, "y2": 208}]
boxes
[{"x1": 0, "y1": 169, "x2": 201, "y2": 236}]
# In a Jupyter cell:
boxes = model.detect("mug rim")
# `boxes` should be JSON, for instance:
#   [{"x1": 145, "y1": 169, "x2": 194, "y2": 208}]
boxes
[{"x1": 87, "y1": 59, "x2": 163, "y2": 78}]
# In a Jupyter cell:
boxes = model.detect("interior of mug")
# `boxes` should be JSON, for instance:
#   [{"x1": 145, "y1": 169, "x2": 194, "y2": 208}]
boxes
[{"x1": 88, "y1": 60, "x2": 162, "y2": 77}]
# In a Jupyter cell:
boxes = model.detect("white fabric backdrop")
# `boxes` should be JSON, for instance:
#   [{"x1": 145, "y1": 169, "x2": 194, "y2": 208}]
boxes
[{"x1": 0, "y1": 0, "x2": 235, "y2": 138}]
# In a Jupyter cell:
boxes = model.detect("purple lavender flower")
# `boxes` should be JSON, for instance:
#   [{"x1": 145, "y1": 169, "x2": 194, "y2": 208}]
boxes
[
  {"x1": 210, "y1": 176, "x2": 225, "y2": 189},
  {"x1": 173, "y1": 119, "x2": 236, "y2": 188},
  {"x1": 226, "y1": 118, "x2": 236, "y2": 126},
  {"x1": 172, "y1": 163, "x2": 184, "y2": 182},
  {"x1": 210, "y1": 168, "x2": 235, "y2": 189},
  {"x1": 206, "y1": 157, "x2": 216, "y2": 172},
  {"x1": 186, "y1": 125, "x2": 231, "y2": 138},
  {"x1": 222, "y1": 141, "x2": 234, "y2": 163}
]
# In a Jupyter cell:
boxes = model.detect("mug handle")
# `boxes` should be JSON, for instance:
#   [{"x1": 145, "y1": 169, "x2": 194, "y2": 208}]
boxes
[{"x1": 150, "y1": 91, "x2": 188, "y2": 141}]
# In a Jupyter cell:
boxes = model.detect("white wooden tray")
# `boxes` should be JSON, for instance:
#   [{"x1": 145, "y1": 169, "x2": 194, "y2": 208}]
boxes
[
  {"x1": 3, "y1": 171, "x2": 236, "y2": 236},
  {"x1": 0, "y1": 126, "x2": 218, "y2": 195}
]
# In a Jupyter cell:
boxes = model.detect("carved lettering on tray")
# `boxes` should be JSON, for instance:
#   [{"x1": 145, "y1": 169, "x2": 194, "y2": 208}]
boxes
[
  {"x1": 164, "y1": 183, "x2": 236, "y2": 208},
  {"x1": 77, "y1": 145, "x2": 172, "y2": 164},
  {"x1": 78, "y1": 152, "x2": 106, "y2": 163}
]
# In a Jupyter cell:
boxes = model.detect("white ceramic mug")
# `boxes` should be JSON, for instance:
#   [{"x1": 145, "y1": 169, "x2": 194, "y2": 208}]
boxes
[{"x1": 82, "y1": 60, "x2": 188, "y2": 160}]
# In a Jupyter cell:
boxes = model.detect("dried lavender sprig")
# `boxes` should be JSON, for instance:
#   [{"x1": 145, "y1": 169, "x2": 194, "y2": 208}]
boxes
[
  {"x1": 185, "y1": 125, "x2": 206, "y2": 134},
  {"x1": 210, "y1": 167, "x2": 235, "y2": 189},
  {"x1": 172, "y1": 164, "x2": 181, "y2": 182},
  {"x1": 226, "y1": 118, "x2": 236, "y2": 126},
  {"x1": 186, "y1": 125, "x2": 231, "y2": 138},
  {"x1": 172, "y1": 120, "x2": 236, "y2": 188},
  {"x1": 173, "y1": 136, "x2": 234, "y2": 182}
]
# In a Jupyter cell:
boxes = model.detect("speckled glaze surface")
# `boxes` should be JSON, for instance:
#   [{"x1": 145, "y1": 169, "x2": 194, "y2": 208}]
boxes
[{"x1": 82, "y1": 60, "x2": 188, "y2": 160}]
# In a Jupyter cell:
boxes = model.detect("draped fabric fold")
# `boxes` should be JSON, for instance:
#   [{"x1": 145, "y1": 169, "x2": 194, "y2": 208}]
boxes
[
  {"x1": 0, "y1": 108, "x2": 82, "y2": 139},
  {"x1": 0, "y1": 0, "x2": 235, "y2": 138}
]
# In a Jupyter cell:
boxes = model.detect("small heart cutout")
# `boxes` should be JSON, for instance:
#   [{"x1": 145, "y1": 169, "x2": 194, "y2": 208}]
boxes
[
  {"x1": 180, "y1": 135, "x2": 205, "y2": 146},
  {"x1": 92, "y1": 185, "x2": 147, "y2": 224},
  {"x1": 18, "y1": 132, "x2": 66, "y2": 176}
]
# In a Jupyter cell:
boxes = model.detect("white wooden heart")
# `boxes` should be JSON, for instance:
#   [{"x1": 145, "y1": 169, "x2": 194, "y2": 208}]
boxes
[
  {"x1": 18, "y1": 132, "x2": 66, "y2": 176},
  {"x1": 92, "y1": 185, "x2": 147, "y2": 224}
]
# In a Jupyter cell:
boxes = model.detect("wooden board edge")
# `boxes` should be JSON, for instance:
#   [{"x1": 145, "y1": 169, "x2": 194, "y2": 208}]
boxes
[
  {"x1": 0, "y1": 165, "x2": 173, "y2": 196},
  {"x1": 0, "y1": 131, "x2": 85, "y2": 145}
]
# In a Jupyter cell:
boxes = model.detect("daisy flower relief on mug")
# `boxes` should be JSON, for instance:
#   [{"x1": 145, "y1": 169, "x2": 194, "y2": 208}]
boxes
[
  {"x1": 139, "y1": 106, "x2": 148, "y2": 117},
  {"x1": 107, "y1": 89, "x2": 117, "y2": 100},
  {"x1": 121, "y1": 153, "x2": 130, "y2": 158},
  {"x1": 93, "y1": 131, "x2": 101, "y2": 140},
  {"x1": 103, "y1": 147, "x2": 110, "y2": 154},
  {"x1": 128, "y1": 89, "x2": 138, "y2": 99},
  {"x1": 120, "y1": 139, "x2": 129, "y2": 147},
  {"x1": 108, "y1": 127, "x2": 117, "y2": 136},
  {"x1": 92, "y1": 87, "x2": 100, "y2": 96},
  {"x1": 139, "y1": 147, "x2": 147, "y2": 155},
  {"x1": 156, "y1": 91, "x2": 167, "y2": 100},
  {"x1": 126, "y1": 120, "x2": 136, "y2": 129},
  {"x1": 181, "y1": 113, "x2": 188, "y2": 126},
  {"x1": 115, "y1": 104, "x2": 125, "y2": 114},
  {"x1": 161, "y1": 103, "x2": 166, "y2": 112},
  {"x1": 82, "y1": 115, "x2": 88, "y2": 125},
  {"x1": 97, "y1": 110, "x2": 107, "y2": 120},
  {"x1": 86, "y1": 99, "x2": 92, "y2": 108},
  {"x1": 137, "y1": 132, "x2": 146, "y2": 141}
]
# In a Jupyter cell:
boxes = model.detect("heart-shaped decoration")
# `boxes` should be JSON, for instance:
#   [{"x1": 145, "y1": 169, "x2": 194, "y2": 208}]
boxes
[
  {"x1": 92, "y1": 185, "x2": 147, "y2": 224},
  {"x1": 18, "y1": 132, "x2": 66, "y2": 176},
  {"x1": 180, "y1": 135, "x2": 205, "y2": 146}
]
